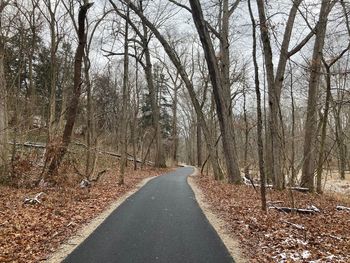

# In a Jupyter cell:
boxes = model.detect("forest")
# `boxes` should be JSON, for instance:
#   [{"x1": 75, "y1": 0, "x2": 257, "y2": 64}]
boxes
[{"x1": 0, "y1": 0, "x2": 350, "y2": 262}]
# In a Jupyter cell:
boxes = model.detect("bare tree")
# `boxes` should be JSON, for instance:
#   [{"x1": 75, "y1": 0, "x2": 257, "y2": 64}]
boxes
[
  {"x1": 256, "y1": 0, "x2": 315, "y2": 189},
  {"x1": 301, "y1": 0, "x2": 336, "y2": 191},
  {"x1": 119, "y1": 5, "x2": 130, "y2": 185},
  {"x1": 44, "y1": 1, "x2": 93, "y2": 180},
  {"x1": 188, "y1": 0, "x2": 242, "y2": 184},
  {"x1": 248, "y1": 0, "x2": 266, "y2": 211},
  {"x1": 0, "y1": 0, "x2": 10, "y2": 180},
  {"x1": 39, "y1": 0, "x2": 63, "y2": 141}
]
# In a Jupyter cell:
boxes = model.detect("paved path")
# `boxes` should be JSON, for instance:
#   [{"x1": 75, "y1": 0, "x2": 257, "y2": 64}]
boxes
[{"x1": 63, "y1": 167, "x2": 234, "y2": 263}]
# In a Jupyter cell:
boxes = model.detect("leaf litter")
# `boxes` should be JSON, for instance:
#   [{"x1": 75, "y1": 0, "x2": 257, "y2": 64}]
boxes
[
  {"x1": 0, "y1": 166, "x2": 168, "y2": 263},
  {"x1": 194, "y1": 176, "x2": 350, "y2": 262}
]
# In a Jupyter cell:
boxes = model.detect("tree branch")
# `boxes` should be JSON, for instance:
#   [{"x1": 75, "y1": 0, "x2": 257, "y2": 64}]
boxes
[
  {"x1": 228, "y1": 0, "x2": 241, "y2": 17},
  {"x1": 101, "y1": 48, "x2": 146, "y2": 69},
  {"x1": 287, "y1": 29, "x2": 315, "y2": 57},
  {"x1": 167, "y1": 0, "x2": 221, "y2": 39}
]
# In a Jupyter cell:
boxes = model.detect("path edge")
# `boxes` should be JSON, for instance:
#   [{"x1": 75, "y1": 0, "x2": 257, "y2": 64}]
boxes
[
  {"x1": 45, "y1": 176, "x2": 157, "y2": 263},
  {"x1": 187, "y1": 167, "x2": 248, "y2": 263}
]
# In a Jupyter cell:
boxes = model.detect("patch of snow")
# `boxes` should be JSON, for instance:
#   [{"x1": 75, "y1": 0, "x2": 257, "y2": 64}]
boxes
[
  {"x1": 275, "y1": 252, "x2": 287, "y2": 260},
  {"x1": 307, "y1": 205, "x2": 320, "y2": 212},
  {"x1": 282, "y1": 236, "x2": 308, "y2": 246},
  {"x1": 289, "y1": 252, "x2": 301, "y2": 261},
  {"x1": 305, "y1": 253, "x2": 343, "y2": 263},
  {"x1": 302, "y1": 250, "x2": 311, "y2": 259}
]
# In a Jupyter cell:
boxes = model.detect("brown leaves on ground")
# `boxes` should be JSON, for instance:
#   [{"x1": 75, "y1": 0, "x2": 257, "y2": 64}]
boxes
[
  {"x1": 0, "y1": 167, "x2": 169, "y2": 263},
  {"x1": 195, "y1": 176, "x2": 350, "y2": 262}
]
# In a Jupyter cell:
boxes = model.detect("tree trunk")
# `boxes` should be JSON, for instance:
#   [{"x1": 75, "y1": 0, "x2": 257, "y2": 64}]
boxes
[
  {"x1": 334, "y1": 108, "x2": 347, "y2": 180},
  {"x1": 139, "y1": 1, "x2": 165, "y2": 168},
  {"x1": 316, "y1": 63, "x2": 331, "y2": 193},
  {"x1": 248, "y1": 0, "x2": 266, "y2": 211},
  {"x1": 196, "y1": 117, "x2": 202, "y2": 167},
  {"x1": 243, "y1": 91, "x2": 249, "y2": 177},
  {"x1": 84, "y1": 54, "x2": 94, "y2": 178},
  {"x1": 256, "y1": 0, "x2": 309, "y2": 190},
  {"x1": 0, "y1": 37, "x2": 8, "y2": 180},
  {"x1": 132, "y1": 52, "x2": 139, "y2": 170},
  {"x1": 58, "y1": 48, "x2": 70, "y2": 132},
  {"x1": 290, "y1": 64, "x2": 296, "y2": 186},
  {"x1": 172, "y1": 85, "x2": 178, "y2": 166},
  {"x1": 45, "y1": 2, "x2": 93, "y2": 179},
  {"x1": 27, "y1": 36, "x2": 35, "y2": 129},
  {"x1": 301, "y1": 0, "x2": 333, "y2": 191},
  {"x1": 119, "y1": 6, "x2": 130, "y2": 185},
  {"x1": 256, "y1": 0, "x2": 281, "y2": 189},
  {"x1": 48, "y1": 11, "x2": 57, "y2": 142},
  {"x1": 189, "y1": 0, "x2": 242, "y2": 184}
]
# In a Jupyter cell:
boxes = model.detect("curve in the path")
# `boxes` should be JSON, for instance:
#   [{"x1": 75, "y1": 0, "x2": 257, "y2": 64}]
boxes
[{"x1": 63, "y1": 167, "x2": 234, "y2": 263}]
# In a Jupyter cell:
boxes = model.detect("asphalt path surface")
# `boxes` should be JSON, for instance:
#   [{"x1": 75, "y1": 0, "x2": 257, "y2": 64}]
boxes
[{"x1": 63, "y1": 167, "x2": 234, "y2": 263}]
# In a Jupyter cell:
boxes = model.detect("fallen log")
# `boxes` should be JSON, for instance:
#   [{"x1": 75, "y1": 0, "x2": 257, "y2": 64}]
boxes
[
  {"x1": 336, "y1": 205, "x2": 350, "y2": 212},
  {"x1": 24, "y1": 192, "x2": 45, "y2": 204},
  {"x1": 288, "y1": 187, "x2": 310, "y2": 193},
  {"x1": 243, "y1": 177, "x2": 273, "y2": 189},
  {"x1": 267, "y1": 201, "x2": 284, "y2": 205},
  {"x1": 270, "y1": 206, "x2": 319, "y2": 214},
  {"x1": 11, "y1": 141, "x2": 155, "y2": 166},
  {"x1": 9, "y1": 141, "x2": 46, "y2": 148},
  {"x1": 282, "y1": 220, "x2": 305, "y2": 230}
]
